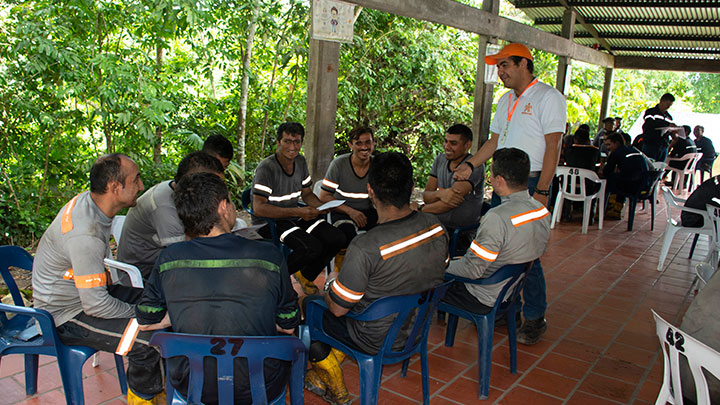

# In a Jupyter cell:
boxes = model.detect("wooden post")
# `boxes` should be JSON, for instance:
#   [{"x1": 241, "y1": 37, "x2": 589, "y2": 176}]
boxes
[
  {"x1": 305, "y1": 39, "x2": 341, "y2": 183},
  {"x1": 555, "y1": 9, "x2": 575, "y2": 95},
  {"x1": 599, "y1": 67, "x2": 614, "y2": 129}
]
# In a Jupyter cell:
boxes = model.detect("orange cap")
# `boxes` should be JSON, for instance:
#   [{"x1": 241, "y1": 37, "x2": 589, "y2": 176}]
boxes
[{"x1": 485, "y1": 43, "x2": 533, "y2": 65}]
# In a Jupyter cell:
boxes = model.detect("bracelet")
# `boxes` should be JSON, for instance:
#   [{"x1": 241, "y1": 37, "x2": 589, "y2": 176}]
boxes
[
  {"x1": 535, "y1": 188, "x2": 550, "y2": 196},
  {"x1": 464, "y1": 161, "x2": 475, "y2": 171},
  {"x1": 417, "y1": 204, "x2": 424, "y2": 212}
]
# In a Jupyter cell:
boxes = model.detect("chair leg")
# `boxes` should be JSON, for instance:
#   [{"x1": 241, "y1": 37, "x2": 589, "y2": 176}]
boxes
[
  {"x1": 357, "y1": 358, "x2": 383, "y2": 405},
  {"x1": 651, "y1": 196, "x2": 656, "y2": 231},
  {"x1": 476, "y1": 317, "x2": 493, "y2": 400},
  {"x1": 444, "y1": 314, "x2": 459, "y2": 347},
  {"x1": 689, "y1": 233, "x2": 700, "y2": 259},
  {"x1": 58, "y1": 350, "x2": 91, "y2": 405},
  {"x1": 550, "y1": 197, "x2": 565, "y2": 229},
  {"x1": 581, "y1": 198, "x2": 591, "y2": 234},
  {"x1": 658, "y1": 226, "x2": 679, "y2": 271},
  {"x1": 627, "y1": 197, "x2": 637, "y2": 232},
  {"x1": 507, "y1": 308, "x2": 519, "y2": 375},
  {"x1": 420, "y1": 347, "x2": 430, "y2": 405},
  {"x1": 114, "y1": 354, "x2": 128, "y2": 395},
  {"x1": 23, "y1": 354, "x2": 39, "y2": 395}
]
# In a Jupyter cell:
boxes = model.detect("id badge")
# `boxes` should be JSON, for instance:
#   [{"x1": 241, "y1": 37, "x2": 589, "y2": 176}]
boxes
[{"x1": 499, "y1": 124, "x2": 509, "y2": 145}]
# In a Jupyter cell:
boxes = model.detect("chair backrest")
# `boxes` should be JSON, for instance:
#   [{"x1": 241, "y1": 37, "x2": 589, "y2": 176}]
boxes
[
  {"x1": 652, "y1": 310, "x2": 720, "y2": 405},
  {"x1": 0, "y1": 245, "x2": 33, "y2": 308},
  {"x1": 555, "y1": 166, "x2": 602, "y2": 199},
  {"x1": 148, "y1": 332, "x2": 307, "y2": 405},
  {"x1": 669, "y1": 152, "x2": 704, "y2": 172},
  {"x1": 349, "y1": 281, "x2": 452, "y2": 362},
  {"x1": 653, "y1": 161, "x2": 667, "y2": 171},
  {"x1": 661, "y1": 185, "x2": 686, "y2": 216},
  {"x1": 240, "y1": 188, "x2": 254, "y2": 215},
  {"x1": 110, "y1": 215, "x2": 126, "y2": 247}
]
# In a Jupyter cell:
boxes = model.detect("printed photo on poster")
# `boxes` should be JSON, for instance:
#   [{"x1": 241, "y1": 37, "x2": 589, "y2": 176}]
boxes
[{"x1": 311, "y1": 0, "x2": 355, "y2": 43}]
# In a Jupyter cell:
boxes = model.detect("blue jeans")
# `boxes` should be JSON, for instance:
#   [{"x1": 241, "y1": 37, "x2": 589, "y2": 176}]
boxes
[{"x1": 490, "y1": 176, "x2": 547, "y2": 321}]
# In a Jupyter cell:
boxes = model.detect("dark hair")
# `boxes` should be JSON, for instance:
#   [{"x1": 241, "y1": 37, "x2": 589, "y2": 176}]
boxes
[
  {"x1": 491, "y1": 148, "x2": 529, "y2": 189},
  {"x1": 695, "y1": 125, "x2": 704, "y2": 132},
  {"x1": 660, "y1": 93, "x2": 675, "y2": 103},
  {"x1": 578, "y1": 124, "x2": 590, "y2": 132},
  {"x1": 606, "y1": 132, "x2": 624, "y2": 145},
  {"x1": 603, "y1": 117, "x2": 614, "y2": 125},
  {"x1": 682, "y1": 125, "x2": 692, "y2": 136},
  {"x1": 276, "y1": 122, "x2": 305, "y2": 141},
  {"x1": 573, "y1": 127, "x2": 591, "y2": 144},
  {"x1": 509, "y1": 55, "x2": 534, "y2": 74},
  {"x1": 175, "y1": 151, "x2": 224, "y2": 183},
  {"x1": 368, "y1": 152, "x2": 413, "y2": 209},
  {"x1": 348, "y1": 126, "x2": 374, "y2": 142},
  {"x1": 447, "y1": 124, "x2": 473, "y2": 143},
  {"x1": 202, "y1": 135, "x2": 234, "y2": 160},
  {"x1": 614, "y1": 116, "x2": 622, "y2": 121},
  {"x1": 90, "y1": 153, "x2": 129, "y2": 194},
  {"x1": 174, "y1": 172, "x2": 230, "y2": 238}
]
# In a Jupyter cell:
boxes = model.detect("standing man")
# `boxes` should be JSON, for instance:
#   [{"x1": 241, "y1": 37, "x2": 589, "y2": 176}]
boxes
[
  {"x1": 32, "y1": 154, "x2": 164, "y2": 404},
  {"x1": 117, "y1": 151, "x2": 224, "y2": 279},
  {"x1": 136, "y1": 172, "x2": 300, "y2": 404},
  {"x1": 252, "y1": 122, "x2": 346, "y2": 295},
  {"x1": 304, "y1": 152, "x2": 448, "y2": 404},
  {"x1": 418, "y1": 124, "x2": 485, "y2": 241},
  {"x1": 454, "y1": 42, "x2": 566, "y2": 345},
  {"x1": 640, "y1": 93, "x2": 676, "y2": 162}
]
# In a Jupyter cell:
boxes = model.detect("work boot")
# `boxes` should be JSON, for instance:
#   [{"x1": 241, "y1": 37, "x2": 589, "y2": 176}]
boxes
[
  {"x1": 517, "y1": 318, "x2": 547, "y2": 345},
  {"x1": 294, "y1": 271, "x2": 319, "y2": 295},
  {"x1": 312, "y1": 354, "x2": 352, "y2": 404},
  {"x1": 334, "y1": 249, "x2": 346, "y2": 273},
  {"x1": 330, "y1": 347, "x2": 346, "y2": 364},
  {"x1": 127, "y1": 389, "x2": 166, "y2": 405},
  {"x1": 304, "y1": 367, "x2": 327, "y2": 397}
]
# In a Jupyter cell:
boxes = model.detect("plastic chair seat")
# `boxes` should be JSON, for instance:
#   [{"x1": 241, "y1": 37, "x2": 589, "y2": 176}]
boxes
[
  {"x1": 666, "y1": 152, "x2": 703, "y2": 194},
  {"x1": 1, "y1": 245, "x2": 128, "y2": 404},
  {"x1": 148, "y1": 332, "x2": 307, "y2": 405},
  {"x1": 652, "y1": 310, "x2": 720, "y2": 405},
  {"x1": 301, "y1": 281, "x2": 452, "y2": 405},
  {"x1": 657, "y1": 187, "x2": 714, "y2": 271},
  {"x1": 552, "y1": 167, "x2": 606, "y2": 234},
  {"x1": 437, "y1": 262, "x2": 533, "y2": 400}
]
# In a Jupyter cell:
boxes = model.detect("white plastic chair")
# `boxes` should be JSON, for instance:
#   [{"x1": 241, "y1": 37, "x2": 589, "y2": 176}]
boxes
[
  {"x1": 657, "y1": 186, "x2": 714, "y2": 271},
  {"x1": 652, "y1": 310, "x2": 720, "y2": 405},
  {"x1": 551, "y1": 167, "x2": 606, "y2": 234},
  {"x1": 666, "y1": 152, "x2": 703, "y2": 194},
  {"x1": 705, "y1": 204, "x2": 720, "y2": 271},
  {"x1": 110, "y1": 215, "x2": 126, "y2": 247}
]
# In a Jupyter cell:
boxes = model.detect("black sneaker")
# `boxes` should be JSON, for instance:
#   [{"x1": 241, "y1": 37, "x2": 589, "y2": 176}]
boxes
[{"x1": 516, "y1": 318, "x2": 547, "y2": 345}]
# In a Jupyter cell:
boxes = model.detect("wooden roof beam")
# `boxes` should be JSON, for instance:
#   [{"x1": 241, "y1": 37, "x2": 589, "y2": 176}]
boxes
[
  {"x1": 514, "y1": 0, "x2": 720, "y2": 8},
  {"x1": 615, "y1": 56, "x2": 720, "y2": 73},
  {"x1": 534, "y1": 17, "x2": 720, "y2": 27}
]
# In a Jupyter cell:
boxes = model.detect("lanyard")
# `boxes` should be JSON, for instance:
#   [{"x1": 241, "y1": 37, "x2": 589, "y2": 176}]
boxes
[{"x1": 506, "y1": 78, "x2": 538, "y2": 122}]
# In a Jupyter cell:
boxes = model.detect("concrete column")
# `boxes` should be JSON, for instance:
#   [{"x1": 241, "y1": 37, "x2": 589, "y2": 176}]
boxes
[
  {"x1": 599, "y1": 67, "x2": 614, "y2": 128},
  {"x1": 555, "y1": 9, "x2": 575, "y2": 95},
  {"x1": 305, "y1": 39, "x2": 341, "y2": 183}
]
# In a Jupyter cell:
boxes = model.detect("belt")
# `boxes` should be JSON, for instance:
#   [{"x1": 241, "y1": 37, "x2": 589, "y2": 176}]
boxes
[{"x1": 529, "y1": 171, "x2": 541, "y2": 178}]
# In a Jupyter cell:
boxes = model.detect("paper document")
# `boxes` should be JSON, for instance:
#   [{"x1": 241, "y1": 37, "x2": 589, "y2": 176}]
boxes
[
  {"x1": 317, "y1": 200, "x2": 345, "y2": 211},
  {"x1": 232, "y1": 224, "x2": 265, "y2": 240}
]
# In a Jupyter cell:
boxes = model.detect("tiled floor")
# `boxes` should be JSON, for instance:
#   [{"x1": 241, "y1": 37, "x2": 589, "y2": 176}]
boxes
[{"x1": 1, "y1": 191, "x2": 710, "y2": 404}]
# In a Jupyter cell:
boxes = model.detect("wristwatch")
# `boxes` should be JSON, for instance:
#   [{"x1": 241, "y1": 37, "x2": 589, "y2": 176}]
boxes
[{"x1": 535, "y1": 188, "x2": 550, "y2": 196}]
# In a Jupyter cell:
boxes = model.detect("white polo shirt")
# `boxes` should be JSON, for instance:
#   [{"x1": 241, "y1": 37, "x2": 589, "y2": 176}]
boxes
[{"x1": 490, "y1": 80, "x2": 567, "y2": 172}]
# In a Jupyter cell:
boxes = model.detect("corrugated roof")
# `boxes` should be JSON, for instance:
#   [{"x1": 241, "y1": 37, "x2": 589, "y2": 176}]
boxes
[{"x1": 508, "y1": 0, "x2": 720, "y2": 61}]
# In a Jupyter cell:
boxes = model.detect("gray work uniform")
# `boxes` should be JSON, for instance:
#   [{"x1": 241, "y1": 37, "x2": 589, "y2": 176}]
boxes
[
  {"x1": 429, "y1": 153, "x2": 485, "y2": 229},
  {"x1": 447, "y1": 190, "x2": 551, "y2": 307},
  {"x1": 321, "y1": 153, "x2": 372, "y2": 211},
  {"x1": 117, "y1": 180, "x2": 185, "y2": 278}
]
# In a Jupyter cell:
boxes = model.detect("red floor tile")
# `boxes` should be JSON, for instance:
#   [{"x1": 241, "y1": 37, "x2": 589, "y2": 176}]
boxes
[
  {"x1": 381, "y1": 369, "x2": 445, "y2": 398},
  {"x1": 518, "y1": 367, "x2": 578, "y2": 399},
  {"x1": 499, "y1": 386, "x2": 563, "y2": 404},
  {"x1": 553, "y1": 338, "x2": 602, "y2": 363},
  {"x1": 566, "y1": 390, "x2": 624, "y2": 404},
  {"x1": 536, "y1": 352, "x2": 592, "y2": 380},
  {"x1": 591, "y1": 356, "x2": 647, "y2": 384},
  {"x1": 434, "y1": 375, "x2": 504, "y2": 403},
  {"x1": 578, "y1": 372, "x2": 637, "y2": 403}
]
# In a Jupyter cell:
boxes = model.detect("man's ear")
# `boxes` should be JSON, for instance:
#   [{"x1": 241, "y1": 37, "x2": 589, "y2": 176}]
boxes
[
  {"x1": 367, "y1": 183, "x2": 375, "y2": 200},
  {"x1": 217, "y1": 199, "x2": 229, "y2": 216},
  {"x1": 108, "y1": 180, "x2": 122, "y2": 195}
]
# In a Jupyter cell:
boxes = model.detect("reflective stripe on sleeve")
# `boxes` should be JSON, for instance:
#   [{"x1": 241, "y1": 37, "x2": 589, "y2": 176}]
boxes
[
  {"x1": 61, "y1": 195, "x2": 79, "y2": 234},
  {"x1": 379, "y1": 225, "x2": 445, "y2": 260},
  {"x1": 322, "y1": 178, "x2": 339, "y2": 190},
  {"x1": 469, "y1": 241, "x2": 498, "y2": 262},
  {"x1": 510, "y1": 206, "x2": 550, "y2": 227},
  {"x1": 331, "y1": 280, "x2": 364, "y2": 303},
  {"x1": 253, "y1": 184, "x2": 273, "y2": 194},
  {"x1": 302, "y1": 175, "x2": 312, "y2": 186},
  {"x1": 73, "y1": 272, "x2": 108, "y2": 289},
  {"x1": 268, "y1": 191, "x2": 302, "y2": 202},
  {"x1": 336, "y1": 189, "x2": 369, "y2": 199}
]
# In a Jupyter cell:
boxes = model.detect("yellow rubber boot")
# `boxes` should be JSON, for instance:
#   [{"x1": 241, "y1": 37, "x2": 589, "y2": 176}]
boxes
[
  {"x1": 127, "y1": 389, "x2": 166, "y2": 405},
  {"x1": 333, "y1": 249, "x2": 346, "y2": 273},
  {"x1": 304, "y1": 367, "x2": 327, "y2": 397},
  {"x1": 294, "y1": 271, "x2": 319, "y2": 295},
  {"x1": 330, "y1": 347, "x2": 346, "y2": 364},
  {"x1": 312, "y1": 355, "x2": 351, "y2": 405}
]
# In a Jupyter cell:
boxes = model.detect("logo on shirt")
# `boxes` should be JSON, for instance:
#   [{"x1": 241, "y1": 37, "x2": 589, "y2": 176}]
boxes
[{"x1": 522, "y1": 103, "x2": 533, "y2": 115}]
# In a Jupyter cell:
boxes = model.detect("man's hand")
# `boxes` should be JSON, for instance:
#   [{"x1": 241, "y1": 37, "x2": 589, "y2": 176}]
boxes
[
  {"x1": 299, "y1": 206, "x2": 320, "y2": 221},
  {"x1": 453, "y1": 163, "x2": 472, "y2": 181},
  {"x1": 347, "y1": 208, "x2": 367, "y2": 228},
  {"x1": 532, "y1": 193, "x2": 549, "y2": 207},
  {"x1": 138, "y1": 312, "x2": 171, "y2": 331},
  {"x1": 438, "y1": 188, "x2": 465, "y2": 208}
]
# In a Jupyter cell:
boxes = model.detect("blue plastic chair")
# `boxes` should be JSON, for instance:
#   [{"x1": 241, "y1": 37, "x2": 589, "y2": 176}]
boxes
[
  {"x1": 301, "y1": 281, "x2": 452, "y2": 405},
  {"x1": 0, "y1": 245, "x2": 128, "y2": 404},
  {"x1": 448, "y1": 223, "x2": 480, "y2": 258},
  {"x1": 148, "y1": 332, "x2": 307, "y2": 405},
  {"x1": 241, "y1": 188, "x2": 282, "y2": 247},
  {"x1": 437, "y1": 261, "x2": 533, "y2": 400}
]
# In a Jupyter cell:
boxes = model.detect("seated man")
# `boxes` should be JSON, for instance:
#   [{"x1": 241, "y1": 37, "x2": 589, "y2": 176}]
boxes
[
  {"x1": 614, "y1": 116, "x2": 632, "y2": 145},
  {"x1": 565, "y1": 126, "x2": 601, "y2": 171},
  {"x1": 667, "y1": 125, "x2": 697, "y2": 169},
  {"x1": 319, "y1": 126, "x2": 378, "y2": 243},
  {"x1": 442, "y1": 148, "x2": 550, "y2": 333},
  {"x1": 419, "y1": 124, "x2": 485, "y2": 244},
  {"x1": 681, "y1": 175, "x2": 720, "y2": 227},
  {"x1": 117, "y1": 151, "x2": 224, "y2": 279},
  {"x1": 252, "y1": 122, "x2": 346, "y2": 295},
  {"x1": 304, "y1": 152, "x2": 449, "y2": 404},
  {"x1": 136, "y1": 172, "x2": 300, "y2": 404},
  {"x1": 694, "y1": 125, "x2": 717, "y2": 173},
  {"x1": 602, "y1": 132, "x2": 650, "y2": 219},
  {"x1": 32, "y1": 154, "x2": 164, "y2": 404},
  {"x1": 201, "y1": 134, "x2": 234, "y2": 170},
  {"x1": 593, "y1": 117, "x2": 615, "y2": 155}
]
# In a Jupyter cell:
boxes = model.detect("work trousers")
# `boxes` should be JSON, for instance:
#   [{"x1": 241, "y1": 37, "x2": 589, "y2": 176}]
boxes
[
  {"x1": 330, "y1": 208, "x2": 378, "y2": 248},
  {"x1": 262, "y1": 218, "x2": 346, "y2": 281},
  {"x1": 55, "y1": 285, "x2": 163, "y2": 398}
]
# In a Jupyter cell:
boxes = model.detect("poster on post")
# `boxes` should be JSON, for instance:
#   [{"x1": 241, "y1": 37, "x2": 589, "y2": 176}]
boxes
[{"x1": 311, "y1": 0, "x2": 355, "y2": 43}]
